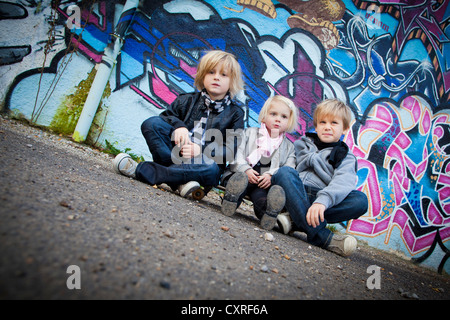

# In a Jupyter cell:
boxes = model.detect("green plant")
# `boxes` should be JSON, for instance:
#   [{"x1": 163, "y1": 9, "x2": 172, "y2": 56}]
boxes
[
  {"x1": 49, "y1": 67, "x2": 111, "y2": 135},
  {"x1": 103, "y1": 139, "x2": 144, "y2": 162},
  {"x1": 326, "y1": 224, "x2": 338, "y2": 233}
]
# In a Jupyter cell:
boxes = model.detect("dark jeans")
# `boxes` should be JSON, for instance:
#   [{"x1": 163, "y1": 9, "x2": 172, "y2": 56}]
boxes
[
  {"x1": 136, "y1": 116, "x2": 221, "y2": 187},
  {"x1": 271, "y1": 166, "x2": 368, "y2": 248}
]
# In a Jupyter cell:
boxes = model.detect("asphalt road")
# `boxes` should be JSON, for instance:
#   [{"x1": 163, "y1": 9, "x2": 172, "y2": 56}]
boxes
[{"x1": 0, "y1": 115, "x2": 449, "y2": 303}]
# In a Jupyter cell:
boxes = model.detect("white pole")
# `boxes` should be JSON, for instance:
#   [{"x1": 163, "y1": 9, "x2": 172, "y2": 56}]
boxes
[{"x1": 73, "y1": 0, "x2": 139, "y2": 142}]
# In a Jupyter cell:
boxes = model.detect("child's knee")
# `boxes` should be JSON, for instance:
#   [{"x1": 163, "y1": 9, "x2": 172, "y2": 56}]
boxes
[
  {"x1": 206, "y1": 163, "x2": 222, "y2": 185},
  {"x1": 357, "y1": 191, "x2": 369, "y2": 213},
  {"x1": 352, "y1": 190, "x2": 369, "y2": 215},
  {"x1": 272, "y1": 166, "x2": 297, "y2": 182},
  {"x1": 141, "y1": 116, "x2": 164, "y2": 134},
  {"x1": 211, "y1": 163, "x2": 221, "y2": 178}
]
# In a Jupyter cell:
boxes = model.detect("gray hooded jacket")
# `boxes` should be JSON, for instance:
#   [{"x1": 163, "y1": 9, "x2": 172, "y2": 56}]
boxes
[{"x1": 295, "y1": 135, "x2": 358, "y2": 210}]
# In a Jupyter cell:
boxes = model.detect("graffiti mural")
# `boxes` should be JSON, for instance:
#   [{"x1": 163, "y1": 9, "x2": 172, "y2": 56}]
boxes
[
  {"x1": 1, "y1": 0, "x2": 449, "y2": 273},
  {"x1": 346, "y1": 94, "x2": 450, "y2": 273}
]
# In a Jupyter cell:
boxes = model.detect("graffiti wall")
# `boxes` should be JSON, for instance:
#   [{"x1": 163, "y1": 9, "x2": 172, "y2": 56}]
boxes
[{"x1": 1, "y1": 0, "x2": 449, "y2": 273}]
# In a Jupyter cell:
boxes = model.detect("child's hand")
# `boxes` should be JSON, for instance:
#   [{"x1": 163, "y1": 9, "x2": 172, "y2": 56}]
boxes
[
  {"x1": 245, "y1": 169, "x2": 260, "y2": 185},
  {"x1": 173, "y1": 127, "x2": 190, "y2": 146},
  {"x1": 180, "y1": 141, "x2": 201, "y2": 159},
  {"x1": 306, "y1": 203, "x2": 326, "y2": 228},
  {"x1": 257, "y1": 173, "x2": 272, "y2": 189}
]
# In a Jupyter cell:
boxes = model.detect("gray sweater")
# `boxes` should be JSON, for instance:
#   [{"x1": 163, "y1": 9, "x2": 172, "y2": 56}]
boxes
[{"x1": 295, "y1": 135, "x2": 358, "y2": 210}]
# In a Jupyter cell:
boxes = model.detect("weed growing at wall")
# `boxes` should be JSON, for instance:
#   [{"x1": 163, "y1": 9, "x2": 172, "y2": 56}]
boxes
[{"x1": 104, "y1": 139, "x2": 144, "y2": 163}]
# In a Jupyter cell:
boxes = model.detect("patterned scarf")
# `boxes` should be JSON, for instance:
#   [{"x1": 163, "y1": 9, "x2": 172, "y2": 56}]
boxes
[
  {"x1": 191, "y1": 89, "x2": 231, "y2": 145},
  {"x1": 201, "y1": 89, "x2": 231, "y2": 113},
  {"x1": 246, "y1": 123, "x2": 284, "y2": 167}
]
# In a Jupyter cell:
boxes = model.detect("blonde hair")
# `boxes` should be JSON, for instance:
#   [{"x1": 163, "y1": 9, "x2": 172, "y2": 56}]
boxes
[
  {"x1": 194, "y1": 50, "x2": 244, "y2": 99},
  {"x1": 258, "y1": 95, "x2": 299, "y2": 133},
  {"x1": 314, "y1": 99, "x2": 352, "y2": 130}
]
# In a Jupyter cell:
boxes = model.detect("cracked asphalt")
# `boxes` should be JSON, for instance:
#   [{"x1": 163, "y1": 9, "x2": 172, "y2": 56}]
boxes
[{"x1": 0, "y1": 115, "x2": 449, "y2": 303}]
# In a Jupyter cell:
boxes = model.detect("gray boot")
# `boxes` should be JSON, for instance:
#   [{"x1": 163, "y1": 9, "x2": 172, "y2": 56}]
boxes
[
  {"x1": 260, "y1": 185, "x2": 285, "y2": 230},
  {"x1": 221, "y1": 172, "x2": 248, "y2": 217}
]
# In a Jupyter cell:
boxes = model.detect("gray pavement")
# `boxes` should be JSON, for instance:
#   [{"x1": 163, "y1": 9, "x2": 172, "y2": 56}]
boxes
[{"x1": 0, "y1": 115, "x2": 449, "y2": 302}]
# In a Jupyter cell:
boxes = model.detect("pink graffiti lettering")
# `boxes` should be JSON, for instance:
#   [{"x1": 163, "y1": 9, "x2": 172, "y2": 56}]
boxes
[{"x1": 346, "y1": 95, "x2": 450, "y2": 255}]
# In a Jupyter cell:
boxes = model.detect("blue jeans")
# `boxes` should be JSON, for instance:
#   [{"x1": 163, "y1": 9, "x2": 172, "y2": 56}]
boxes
[
  {"x1": 136, "y1": 116, "x2": 221, "y2": 187},
  {"x1": 271, "y1": 166, "x2": 368, "y2": 248},
  {"x1": 141, "y1": 116, "x2": 177, "y2": 167}
]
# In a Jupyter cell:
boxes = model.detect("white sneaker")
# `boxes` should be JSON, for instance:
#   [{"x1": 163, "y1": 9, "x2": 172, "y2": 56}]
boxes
[
  {"x1": 327, "y1": 234, "x2": 357, "y2": 257},
  {"x1": 113, "y1": 153, "x2": 137, "y2": 178},
  {"x1": 277, "y1": 212, "x2": 292, "y2": 234},
  {"x1": 178, "y1": 181, "x2": 201, "y2": 198}
]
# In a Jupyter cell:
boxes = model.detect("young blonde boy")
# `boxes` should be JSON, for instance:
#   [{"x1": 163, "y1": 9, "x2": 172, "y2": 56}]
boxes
[
  {"x1": 272, "y1": 99, "x2": 368, "y2": 256},
  {"x1": 113, "y1": 50, "x2": 245, "y2": 198}
]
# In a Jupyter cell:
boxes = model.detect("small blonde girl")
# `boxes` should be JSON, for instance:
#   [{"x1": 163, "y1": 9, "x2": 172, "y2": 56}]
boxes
[{"x1": 221, "y1": 95, "x2": 299, "y2": 230}]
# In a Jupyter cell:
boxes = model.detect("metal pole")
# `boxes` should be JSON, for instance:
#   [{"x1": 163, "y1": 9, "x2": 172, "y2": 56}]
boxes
[{"x1": 73, "y1": 0, "x2": 139, "y2": 142}]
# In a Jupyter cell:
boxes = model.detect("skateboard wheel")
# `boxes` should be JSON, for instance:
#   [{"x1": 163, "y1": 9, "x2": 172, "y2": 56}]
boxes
[{"x1": 192, "y1": 188, "x2": 205, "y2": 200}]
